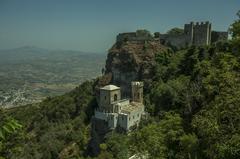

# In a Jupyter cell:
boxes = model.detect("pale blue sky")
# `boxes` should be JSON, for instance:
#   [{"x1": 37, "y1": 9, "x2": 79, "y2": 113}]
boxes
[{"x1": 0, "y1": 0, "x2": 239, "y2": 52}]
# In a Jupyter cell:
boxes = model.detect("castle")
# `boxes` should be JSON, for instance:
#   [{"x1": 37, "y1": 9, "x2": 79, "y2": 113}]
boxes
[
  {"x1": 116, "y1": 21, "x2": 228, "y2": 49},
  {"x1": 94, "y1": 82, "x2": 145, "y2": 132}
]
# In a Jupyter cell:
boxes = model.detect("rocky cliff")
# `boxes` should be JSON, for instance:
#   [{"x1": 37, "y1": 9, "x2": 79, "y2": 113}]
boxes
[
  {"x1": 96, "y1": 40, "x2": 168, "y2": 97},
  {"x1": 90, "y1": 39, "x2": 168, "y2": 156}
]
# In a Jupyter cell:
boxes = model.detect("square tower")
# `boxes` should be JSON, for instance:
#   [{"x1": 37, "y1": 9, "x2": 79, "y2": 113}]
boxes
[
  {"x1": 131, "y1": 81, "x2": 144, "y2": 103},
  {"x1": 193, "y1": 21, "x2": 211, "y2": 46},
  {"x1": 99, "y1": 85, "x2": 121, "y2": 111},
  {"x1": 184, "y1": 21, "x2": 194, "y2": 45}
]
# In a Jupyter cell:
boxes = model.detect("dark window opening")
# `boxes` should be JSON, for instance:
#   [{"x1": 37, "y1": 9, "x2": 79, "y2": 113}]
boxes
[{"x1": 114, "y1": 94, "x2": 118, "y2": 101}]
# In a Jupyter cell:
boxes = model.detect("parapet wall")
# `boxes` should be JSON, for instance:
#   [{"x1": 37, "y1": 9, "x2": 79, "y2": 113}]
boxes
[
  {"x1": 116, "y1": 31, "x2": 154, "y2": 42},
  {"x1": 160, "y1": 34, "x2": 191, "y2": 49},
  {"x1": 211, "y1": 31, "x2": 228, "y2": 43}
]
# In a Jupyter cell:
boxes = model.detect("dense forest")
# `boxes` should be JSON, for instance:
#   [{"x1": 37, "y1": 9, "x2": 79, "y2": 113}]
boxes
[{"x1": 1, "y1": 12, "x2": 240, "y2": 159}]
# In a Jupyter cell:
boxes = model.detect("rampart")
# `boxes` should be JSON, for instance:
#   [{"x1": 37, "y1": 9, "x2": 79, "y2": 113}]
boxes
[{"x1": 116, "y1": 22, "x2": 228, "y2": 49}]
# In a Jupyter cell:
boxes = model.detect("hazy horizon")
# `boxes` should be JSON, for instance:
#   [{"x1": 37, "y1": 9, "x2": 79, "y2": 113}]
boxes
[
  {"x1": 0, "y1": 0, "x2": 239, "y2": 52},
  {"x1": 0, "y1": 45, "x2": 106, "y2": 54}
]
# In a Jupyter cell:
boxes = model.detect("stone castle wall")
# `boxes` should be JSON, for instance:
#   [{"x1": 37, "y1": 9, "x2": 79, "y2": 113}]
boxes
[
  {"x1": 160, "y1": 34, "x2": 190, "y2": 49},
  {"x1": 116, "y1": 22, "x2": 228, "y2": 49},
  {"x1": 160, "y1": 21, "x2": 212, "y2": 48},
  {"x1": 116, "y1": 31, "x2": 154, "y2": 43},
  {"x1": 211, "y1": 31, "x2": 228, "y2": 43}
]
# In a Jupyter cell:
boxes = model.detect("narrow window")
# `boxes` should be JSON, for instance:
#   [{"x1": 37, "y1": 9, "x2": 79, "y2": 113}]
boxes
[{"x1": 114, "y1": 94, "x2": 118, "y2": 101}]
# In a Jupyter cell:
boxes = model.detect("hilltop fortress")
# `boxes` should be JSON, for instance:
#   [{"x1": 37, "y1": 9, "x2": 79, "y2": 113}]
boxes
[{"x1": 116, "y1": 21, "x2": 228, "y2": 49}]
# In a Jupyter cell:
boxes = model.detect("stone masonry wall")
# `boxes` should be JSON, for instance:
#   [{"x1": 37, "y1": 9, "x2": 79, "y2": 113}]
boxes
[{"x1": 193, "y1": 22, "x2": 211, "y2": 46}]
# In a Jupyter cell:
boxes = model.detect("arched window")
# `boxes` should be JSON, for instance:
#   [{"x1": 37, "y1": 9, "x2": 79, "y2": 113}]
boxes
[{"x1": 114, "y1": 94, "x2": 118, "y2": 101}]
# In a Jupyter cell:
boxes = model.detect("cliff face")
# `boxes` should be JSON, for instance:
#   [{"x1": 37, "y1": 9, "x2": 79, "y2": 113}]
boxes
[
  {"x1": 91, "y1": 40, "x2": 168, "y2": 156},
  {"x1": 98, "y1": 40, "x2": 168, "y2": 96}
]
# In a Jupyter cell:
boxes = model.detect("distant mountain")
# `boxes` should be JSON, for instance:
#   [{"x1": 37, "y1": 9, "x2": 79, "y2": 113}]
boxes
[
  {"x1": 0, "y1": 46, "x2": 105, "y2": 63},
  {"x1": 10, "y1": 46, "x2": 49, "y2": 52}
]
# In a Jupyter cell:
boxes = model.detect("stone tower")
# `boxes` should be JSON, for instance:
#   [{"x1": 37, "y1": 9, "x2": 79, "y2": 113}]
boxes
[
  {"x1": 131, "y1": 81, "x2": 144, "y2": 103},
  {"x1": 99, "y1": 85, "x2": 121, "y2": 111},
  {"x1": 184, "y1": 21, "x2": 194, "y2": 45},
  {"x1": 193, "y1": 21, "x2": 211, "y2": 46}
]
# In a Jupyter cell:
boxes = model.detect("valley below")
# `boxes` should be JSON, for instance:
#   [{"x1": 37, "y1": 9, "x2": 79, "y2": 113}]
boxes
[{"x1": 0, "y1": 46, "x2": 105, "y2": 108}]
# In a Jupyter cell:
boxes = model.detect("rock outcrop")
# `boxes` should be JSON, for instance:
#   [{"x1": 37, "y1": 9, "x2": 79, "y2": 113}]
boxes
[
  {"x1": 90, "y1": 36, "x2": 168, "y2": 157},
  {"x1": 100, "y1": 40, "x2": 168, "y2": 96}
]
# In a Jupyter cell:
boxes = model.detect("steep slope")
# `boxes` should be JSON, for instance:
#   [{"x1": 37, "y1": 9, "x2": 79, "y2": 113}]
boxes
[
  {"x1": 1, "y1": 81, "x2": 97, "y2": 159},
  {"x1": 99, "y1": 40, "x2": 168, "y2": 96}
]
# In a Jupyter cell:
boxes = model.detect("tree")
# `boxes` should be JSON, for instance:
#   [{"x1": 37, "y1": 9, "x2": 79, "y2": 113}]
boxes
[
  {"x1": 150, "y1": 76, "x2": 190, "y2": 114},
  {"x1": 97, "y1": 143, "x2": 113, "y2": 159},
  {"x1": 192, "y1": 53, "x2": 240, "y2": 158},
  {"x1": 104, "y1": 133, "x2": 129, "y2": 159},
  {"x1": 0, "y1": 116, "x2": 23, "y2": 159},
  {"x1": 154, "y1": 32, "x2": 160, "y2": 38},
  {"x1": 130, "y1": 112, "x2": 185, "y2": 158},
  {"x1": 229, "y1": 10, "x2": 240, "y2": 53},
  {"x1": 179, "y1": 46, "x2": 199, "y2": 76},
  {"x1": 179, "y1": 134, "x2": 199, "y2": 159},
  {"x1": 229, "y1": 10, "x2": 240, "y2": 39}
]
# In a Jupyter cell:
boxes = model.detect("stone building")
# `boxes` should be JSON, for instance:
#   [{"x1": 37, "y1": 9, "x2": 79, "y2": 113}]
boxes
[
  {"x1": 116, "y1": 30, "x2": 154, "y2": 43},
  {"x1": 160, "y1": 21, "x2": 228, "y2": 49},
  {"x1": 116, "y1": 22, "x2": 228, "y2": 49},
  {"x1": 94, "y1": 81, "x2": 145, "y2": 132}
]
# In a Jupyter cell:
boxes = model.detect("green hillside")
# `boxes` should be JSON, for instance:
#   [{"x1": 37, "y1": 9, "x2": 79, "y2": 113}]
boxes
[{"x1": 0, "y1": 80, "x2": 97, "y2": 158}]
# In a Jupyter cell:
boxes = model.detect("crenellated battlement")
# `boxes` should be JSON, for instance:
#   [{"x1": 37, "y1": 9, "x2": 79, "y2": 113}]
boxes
[{"x1": 160, "y1": 21, "x2": 227, "y2": 49}]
